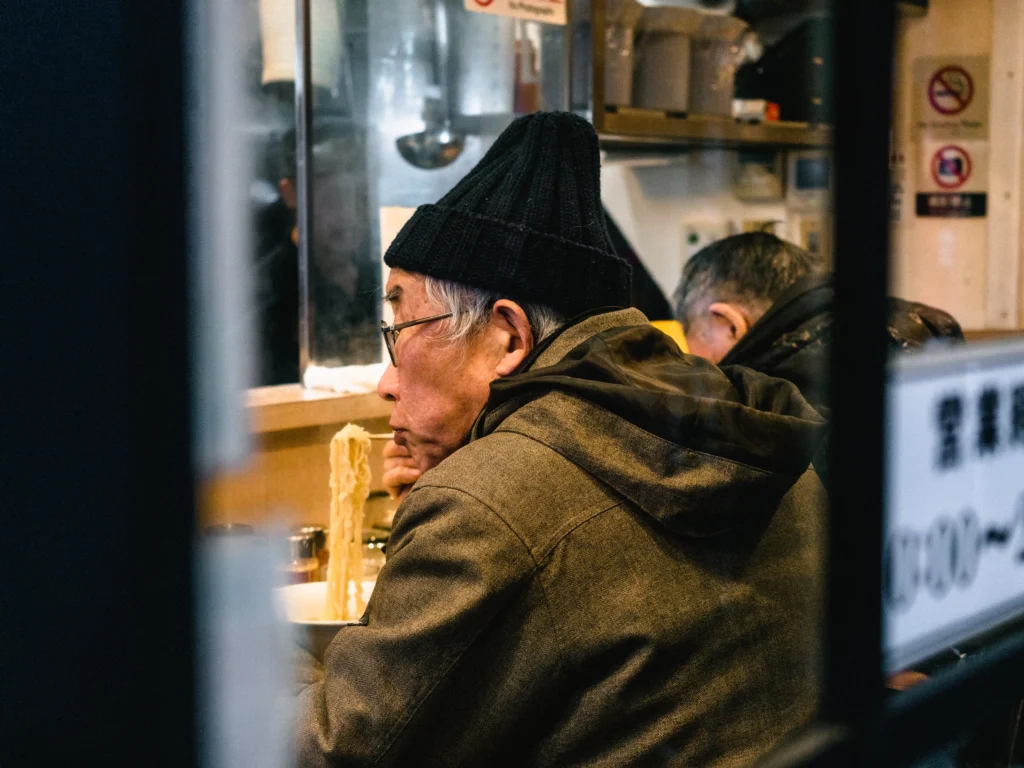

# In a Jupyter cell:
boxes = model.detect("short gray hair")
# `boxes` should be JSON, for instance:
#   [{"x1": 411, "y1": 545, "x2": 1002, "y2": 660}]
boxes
[
  {"x1": 674, "y1": 232, "x2": 824, "y2": 331},
  {"x1": 423, "y1": 277, "x2": 566, "y2": 346}
]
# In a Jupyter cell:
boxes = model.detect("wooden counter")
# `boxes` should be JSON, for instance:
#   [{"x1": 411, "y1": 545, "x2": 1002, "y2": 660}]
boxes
[
  {"x1": 963, "y1": 329, "x2": 1024, "y2": 343},
  {"x1": 200, "y1": 385, "x2": 395, "y2": 531}
]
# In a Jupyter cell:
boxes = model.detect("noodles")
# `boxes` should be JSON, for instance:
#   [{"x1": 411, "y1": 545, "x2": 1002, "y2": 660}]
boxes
[{"x1": 325, "y1": 424, "x2": 372, "y2": 621}]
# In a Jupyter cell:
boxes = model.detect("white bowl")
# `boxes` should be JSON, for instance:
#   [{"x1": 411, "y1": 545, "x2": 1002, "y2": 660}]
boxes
[{"x1": 276, "y1": 580, "x2": 375, "y2": 661}]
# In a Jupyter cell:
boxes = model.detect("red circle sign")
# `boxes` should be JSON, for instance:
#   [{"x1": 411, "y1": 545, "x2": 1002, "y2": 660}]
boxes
[
  {"x1": 928, "y1": 66, "x2": 974, "y2": 116},
  {"x1": 931, "y1": 145, "x2": 972, "y2": 190}
]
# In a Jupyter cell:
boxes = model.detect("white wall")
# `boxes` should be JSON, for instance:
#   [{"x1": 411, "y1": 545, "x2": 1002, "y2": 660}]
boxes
[
  {"x1": 602, "y1": 150, "x2": 792, "y2": 304},
  {"x1": 890, "y1": 0, "x2": 994, "y2": 329},
  {"x1": 604, "y1": 0, "x2": 1024, "y2": 331}
]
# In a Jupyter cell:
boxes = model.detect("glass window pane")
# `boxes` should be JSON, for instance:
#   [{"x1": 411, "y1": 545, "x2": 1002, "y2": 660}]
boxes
[{"x1": 882, "y1": 0, "x2": 1024, "y2": 762}]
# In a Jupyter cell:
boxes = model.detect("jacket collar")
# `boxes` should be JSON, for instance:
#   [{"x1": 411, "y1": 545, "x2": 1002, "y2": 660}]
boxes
[
  {"x1": 470, "y1": 308, "x2": 650, "y2": 441},
  {"x1": 525, "y1": 308, "x2": 650, "y2": 371},
  {"x1": 720, "y1": 274, "x2": 834, "y2": 368}
]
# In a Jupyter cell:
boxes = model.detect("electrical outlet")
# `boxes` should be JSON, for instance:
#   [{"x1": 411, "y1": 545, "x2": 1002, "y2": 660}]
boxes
[{"x1": 682, "y1": 221, "x2": 731, "y2": 264}]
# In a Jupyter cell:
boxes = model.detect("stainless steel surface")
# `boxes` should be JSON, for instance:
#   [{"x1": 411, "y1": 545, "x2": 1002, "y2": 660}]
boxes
[
  {"x1": 369, "y1": 1, "x2": 515, "y2": 209},
  {"x1": 395, "y1": 0, "x2": 466, "y2": 169},
  {"x1": 295, "y1": 0, "x2": 314, "y2": 378},
  {"x1": 291, "y1": 524, "x2": 327, "y2": 550},
  {"x1": 287, "y1": 532, "x2": 317, "y2": 560}
]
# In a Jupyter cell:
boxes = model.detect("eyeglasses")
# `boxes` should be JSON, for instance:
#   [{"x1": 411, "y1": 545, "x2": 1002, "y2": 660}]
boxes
[{"x1": 380, "y1": 312, "x2": 453, "y2": 367}]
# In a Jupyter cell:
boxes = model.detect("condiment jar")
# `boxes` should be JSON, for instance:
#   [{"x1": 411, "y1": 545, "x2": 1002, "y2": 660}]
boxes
[
  {"x1": 282, "y1": 533, "x2": 320, "y2": 585},
  {"x1": 292, "y1": 524, "x2": 328, "y2": 581},
  {"x1": 362, "y1": 530, "x2": 388, "y2": 580}
]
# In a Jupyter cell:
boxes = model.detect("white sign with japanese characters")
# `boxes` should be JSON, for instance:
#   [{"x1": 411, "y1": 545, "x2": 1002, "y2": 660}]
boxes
[
  {"x1": 464, "y1": 0, "x2": 566, "y2": 25},
  {"x1": 884, "y1": 340, "x2": 1024, "y2": 671}
]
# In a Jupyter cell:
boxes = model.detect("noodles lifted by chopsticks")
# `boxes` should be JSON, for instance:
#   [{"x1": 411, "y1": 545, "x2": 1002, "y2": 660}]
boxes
[{"x1": 325, "y1": 424, "x2": 372, "y2": 621}]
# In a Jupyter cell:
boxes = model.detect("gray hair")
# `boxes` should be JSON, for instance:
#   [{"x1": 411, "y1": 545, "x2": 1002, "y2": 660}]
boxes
[
  {"x1": 423, "y1": 277, "x2": 566, "y2": 346},
  {"x1": 673, "y1": 232, "x2": 824, "y2": 331}
]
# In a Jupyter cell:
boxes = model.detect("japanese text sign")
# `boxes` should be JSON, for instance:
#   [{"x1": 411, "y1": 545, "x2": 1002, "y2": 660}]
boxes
[{"x1": 884, "y1": 340, "x2": 1024, "y2": 671}]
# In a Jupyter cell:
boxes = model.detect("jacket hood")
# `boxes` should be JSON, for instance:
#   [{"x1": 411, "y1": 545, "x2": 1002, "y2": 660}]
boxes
[{"x1": 471, "y1": 309, "x2": 826, "y2": 537}]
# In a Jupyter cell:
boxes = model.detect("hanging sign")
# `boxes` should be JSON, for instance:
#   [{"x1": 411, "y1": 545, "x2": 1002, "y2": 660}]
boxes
[
  {"x1": 884, "y1": 341, "x2": 1024, "y2": 672},
  {"x1": 912, "y1": 56, "x2": 989, "y2": 141},
  {"x1": 464, "y1": 0, "x2": 567, "y2": 25}
]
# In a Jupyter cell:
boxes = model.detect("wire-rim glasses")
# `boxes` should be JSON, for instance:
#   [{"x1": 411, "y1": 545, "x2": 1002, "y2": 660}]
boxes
[{"x1": 380, "y1": 313, "x2": 453, "y2": 367}]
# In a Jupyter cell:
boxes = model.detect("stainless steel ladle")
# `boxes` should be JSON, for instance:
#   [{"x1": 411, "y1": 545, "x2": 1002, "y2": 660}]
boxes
[{"x1": 396, "y1": 0, "x2": 466, "y2": 169}]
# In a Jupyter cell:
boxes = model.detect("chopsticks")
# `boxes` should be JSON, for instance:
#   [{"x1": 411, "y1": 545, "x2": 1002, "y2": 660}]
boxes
[{"x1": 368, "y1": 433, "x2": 395, "y2": 441}]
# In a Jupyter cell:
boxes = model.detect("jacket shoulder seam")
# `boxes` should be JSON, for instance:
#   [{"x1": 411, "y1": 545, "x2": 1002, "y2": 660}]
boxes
[
  {"x1": 403, "y1": 482, "x2": 542, "y2": 569},
  {"x1": 487, "y1": 427, "x2": 628, "y2": 562}
]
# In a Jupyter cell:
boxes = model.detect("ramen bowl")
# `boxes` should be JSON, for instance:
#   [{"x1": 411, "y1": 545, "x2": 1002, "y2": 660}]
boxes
[{"x1": 276, "y1": 580, "x2": 375, "y2": 661}]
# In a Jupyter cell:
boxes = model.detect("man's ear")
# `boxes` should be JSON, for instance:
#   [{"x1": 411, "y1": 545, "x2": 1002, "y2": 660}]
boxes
[
  {"x1": 491, "y1": 299, "x2": 534, "y2": 377},
  {"x1": 708, "y1": 302, "x2": 751, "y2": 342}
]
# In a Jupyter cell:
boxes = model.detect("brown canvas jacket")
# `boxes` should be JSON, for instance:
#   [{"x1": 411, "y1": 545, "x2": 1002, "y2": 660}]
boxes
[{"x1": 295, "y1": 309, "x2": 828, "y2": 767}]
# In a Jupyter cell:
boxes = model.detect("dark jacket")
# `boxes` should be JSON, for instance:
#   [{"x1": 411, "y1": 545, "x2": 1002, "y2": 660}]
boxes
[
  {"x1": 295, "y1": 309, "x2": 828, "y2": 767},
  {"x1": 720, "y1": 275, "x2": 964, "y2": 416}
]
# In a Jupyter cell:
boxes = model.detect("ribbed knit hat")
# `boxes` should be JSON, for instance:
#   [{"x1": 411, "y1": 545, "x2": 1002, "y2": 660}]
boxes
[{"x1": 383, "y1": 111, "x2": 631, "y2": 318}]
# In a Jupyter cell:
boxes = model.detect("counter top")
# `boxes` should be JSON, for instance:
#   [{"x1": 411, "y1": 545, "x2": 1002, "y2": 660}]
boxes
[{"x1": 247, "y1": 385, "x2": 392, "y2": 434}]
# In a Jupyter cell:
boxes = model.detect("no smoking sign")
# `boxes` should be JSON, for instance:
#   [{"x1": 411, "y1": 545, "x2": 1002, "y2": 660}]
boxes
[
  {"x1": 928, "y1": 66, "x2": 974, "y2": 116},
  {"x1": 912, "y1": 56, "x2": 989, "y2": 142}
]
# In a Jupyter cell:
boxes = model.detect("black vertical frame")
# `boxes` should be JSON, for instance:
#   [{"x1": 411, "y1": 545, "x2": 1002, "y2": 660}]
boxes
[
  {"x1": 763, "y1": 2, "x2": 896, "y2": 765},
  {"x1": 0, "y1": 2, "x2": 196, "y2": 765},
  {"x1": 825, "y1": 0, "x2": 896, "y2": 730}
]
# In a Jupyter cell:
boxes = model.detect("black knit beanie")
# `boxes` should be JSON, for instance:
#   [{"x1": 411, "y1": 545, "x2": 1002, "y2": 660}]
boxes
[{"x1": 383, "y1": 111, "x2": 631, "y2": 318}]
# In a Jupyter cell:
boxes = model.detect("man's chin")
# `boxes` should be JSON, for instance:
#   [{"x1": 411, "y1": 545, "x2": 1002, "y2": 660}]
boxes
[
  {"x1": 402, "y1": 436, "x2": 463, "y2": 475},
  {"x1": 412, "y1": 447, "x2": 449, "y2": 475}
]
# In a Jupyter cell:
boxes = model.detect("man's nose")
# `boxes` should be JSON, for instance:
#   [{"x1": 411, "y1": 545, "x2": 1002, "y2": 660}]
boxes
[{"x1": 377, "y1": 362, "x2": 399, "y2": 402}]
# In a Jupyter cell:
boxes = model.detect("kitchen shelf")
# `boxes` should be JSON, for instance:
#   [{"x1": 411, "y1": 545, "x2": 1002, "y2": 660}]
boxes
[{"x1": 598, "y1": 108, "x2": 833, "y2": 151}]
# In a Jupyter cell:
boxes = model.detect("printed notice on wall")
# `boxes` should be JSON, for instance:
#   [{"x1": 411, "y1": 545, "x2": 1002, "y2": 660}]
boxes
[
  {"x1": 912, "y1": 56, "x2": 990, "y2": 141},
  {"x1": 884, "y1": 341, "x2": 1024, "y2": 672},
  {"x1": 915, "y1": 140, "x2": 989, "y2": 218},
  {"x1": 464, "y1": 0, "x2": 567, "y2": 25},
  {"x1": 912, "y1": 56, "x2": 989, "y2": 218}
]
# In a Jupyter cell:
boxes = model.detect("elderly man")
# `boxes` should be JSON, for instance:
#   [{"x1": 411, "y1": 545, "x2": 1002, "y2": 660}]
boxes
[
  {"x1": 295, "y1": 113, "x2": 828, "y2": 767},
  {"x1": 675, "y1": 231, "x2": 963, "y2": 415}
]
